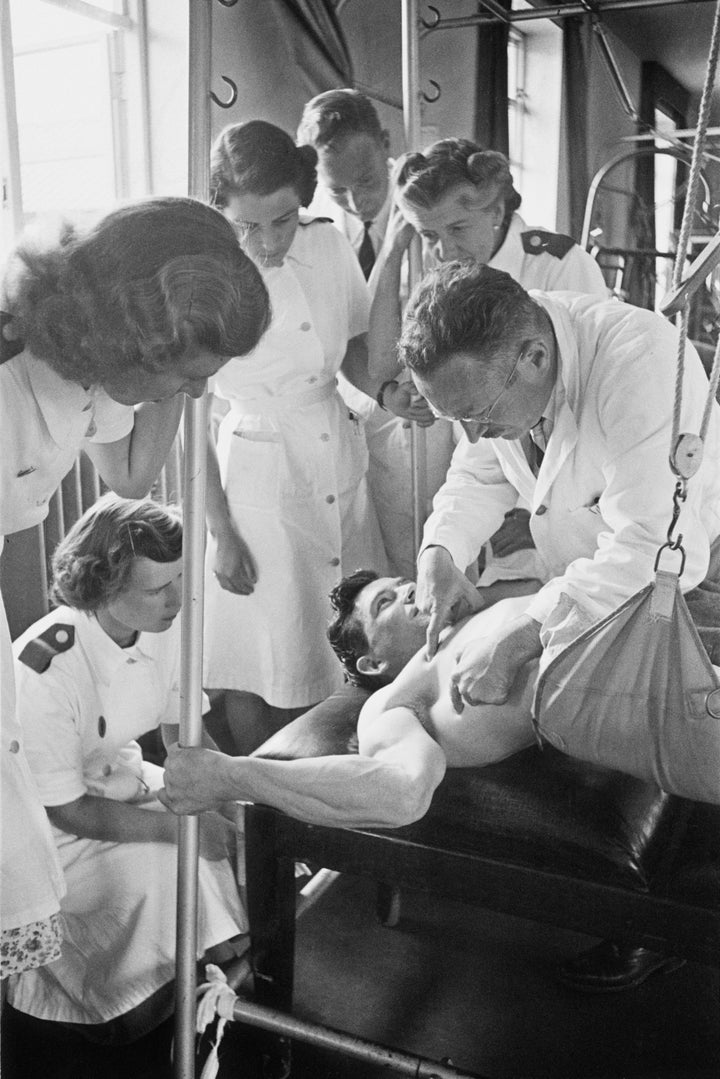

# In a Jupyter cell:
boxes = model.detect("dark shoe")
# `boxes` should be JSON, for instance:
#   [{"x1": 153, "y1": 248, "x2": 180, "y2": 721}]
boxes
[{"x1": 558, "y1": 940, "x2": 686, "y2": 992}]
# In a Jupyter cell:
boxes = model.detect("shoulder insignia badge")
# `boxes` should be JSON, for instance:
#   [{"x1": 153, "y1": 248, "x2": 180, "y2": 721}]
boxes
[
  {"x1": 521, "y1": 230, "x2": 576, "y2": 259},
  {"x1": 18, "y1": 624, "x2": 75, "y2": 673}
]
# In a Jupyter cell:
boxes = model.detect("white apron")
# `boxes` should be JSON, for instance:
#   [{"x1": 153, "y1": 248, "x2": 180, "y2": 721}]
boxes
[
  {"x1": 204, "y1": 259, "x2": 387, "y2": 707},
  {"x1": 6, "y1": 768, "x2": 246, "y2": 1026}
]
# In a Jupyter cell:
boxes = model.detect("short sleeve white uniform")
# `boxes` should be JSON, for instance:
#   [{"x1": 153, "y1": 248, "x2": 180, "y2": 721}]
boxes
[
  {"x1": 7, "y1": 608, "x2": 246, "y2": 1025},
  {"x1": 203, "y1": 217, "x2": 388, "y2": 707},
  {"x1": 1, "y1": 347, "x2": 133, "y2": 952}
]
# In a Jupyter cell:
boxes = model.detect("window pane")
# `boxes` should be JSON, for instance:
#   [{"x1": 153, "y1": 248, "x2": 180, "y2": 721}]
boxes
[{"x1": 10, "y1": 0, "x2": 116, "y2": 223}]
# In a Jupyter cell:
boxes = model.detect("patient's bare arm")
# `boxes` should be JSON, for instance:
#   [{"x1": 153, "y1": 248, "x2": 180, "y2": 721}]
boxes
[{"x1": 159, "y1": 703, "x2": 446, "y2": 830}]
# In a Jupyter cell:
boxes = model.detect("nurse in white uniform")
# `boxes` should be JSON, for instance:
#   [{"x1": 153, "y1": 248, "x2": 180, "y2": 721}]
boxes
[
  {"x1": 0, "y1": 198, "x2": 267, "y2": 983},
  {"x1": 6, "y1": 495, "x2": 246, "y2": 1034},
  {"x1": 203, "y1": 121, "x2": 394, "y2": 754}
]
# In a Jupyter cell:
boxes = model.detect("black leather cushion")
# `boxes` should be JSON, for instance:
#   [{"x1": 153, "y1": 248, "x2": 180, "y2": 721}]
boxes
[
  {"x1": 667, "y1": 803, "x2": 720, "y2": 905},
  {"x1": 388, "y1": 747, "x2": 685, "y2": 892},
  {"x1": 253, "y1": 684, "x2": 686, "y2": 892}
]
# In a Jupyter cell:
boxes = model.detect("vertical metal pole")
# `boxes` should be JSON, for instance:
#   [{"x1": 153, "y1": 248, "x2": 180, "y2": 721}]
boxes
[
  {"x1": 401, "y1": 0, "x2": 427, "y2": 557},
  {"x1": 0, "y1": 0, "x2": 24, "y2": 243},
  {"x1": 174, "y1": 2, "x2": 212, "y2": 1076}
]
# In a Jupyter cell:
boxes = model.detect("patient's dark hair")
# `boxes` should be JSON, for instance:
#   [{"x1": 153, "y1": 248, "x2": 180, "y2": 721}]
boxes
[
  {"x1": 51, "y1": 493, "x2": 182, "y2": 611},
  {"x1": 327, "y1": 569, "x2": 381, "y2": 691}
]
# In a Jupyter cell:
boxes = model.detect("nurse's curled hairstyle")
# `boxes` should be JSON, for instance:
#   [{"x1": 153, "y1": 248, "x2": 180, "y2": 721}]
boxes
[
  {"x1": 393, "y1": 138, "x2": 521, "y2": 222},
  {"x1": 50, "y1": 493, "x2": 183, "y2": 613},
  {"x1": 210, "y1": 120, "x2": 318, "y2": 209},
  {"x1": 2, "y1": 196, "x2": 270, "y2": 386}
]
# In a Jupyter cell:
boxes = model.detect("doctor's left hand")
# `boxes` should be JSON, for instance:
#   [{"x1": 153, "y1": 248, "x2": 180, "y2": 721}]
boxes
[{"x1": 449, "y1": 614, "x2": 542, "y2": 714}]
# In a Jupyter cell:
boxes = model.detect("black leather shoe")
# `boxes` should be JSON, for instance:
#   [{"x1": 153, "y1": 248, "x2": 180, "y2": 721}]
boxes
[{"x1": 558, "y1": 940, "x2": 686, "y2": 992}]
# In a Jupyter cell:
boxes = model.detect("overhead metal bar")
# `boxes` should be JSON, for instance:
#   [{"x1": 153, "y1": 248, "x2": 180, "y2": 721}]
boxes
[{"x1": 421, "y1": 0, "x2": 716, "y2": 30}]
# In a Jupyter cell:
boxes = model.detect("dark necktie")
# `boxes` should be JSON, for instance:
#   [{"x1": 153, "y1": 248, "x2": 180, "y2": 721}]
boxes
[
  {"x1": 524, "y1": 419, "x2": 547, "y2": 475},
  {"x1": 358, "y1": 221, "x2": 375, "y2": 280}
]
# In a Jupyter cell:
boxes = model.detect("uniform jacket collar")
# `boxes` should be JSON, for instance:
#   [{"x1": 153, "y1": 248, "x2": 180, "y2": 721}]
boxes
[{"x1": 25, "y1": 353, "x2": 97, "y2": 448}]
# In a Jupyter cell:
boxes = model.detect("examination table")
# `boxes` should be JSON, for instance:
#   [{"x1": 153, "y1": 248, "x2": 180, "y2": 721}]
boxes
[{"x1": 242, "y1": 680, "x2": 719, "y2": 1074}]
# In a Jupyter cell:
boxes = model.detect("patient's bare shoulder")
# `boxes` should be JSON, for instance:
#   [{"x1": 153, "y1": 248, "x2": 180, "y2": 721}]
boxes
[{"x1": 359, "y1": 621, "x2": 466, "y2": 730}]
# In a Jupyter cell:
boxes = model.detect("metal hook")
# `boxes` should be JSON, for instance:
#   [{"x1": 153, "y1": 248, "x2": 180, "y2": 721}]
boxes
[
  {"x1": 210, "y1": 75, "x2": 238, "y2": 110},
  {"x1": 422, "y1": 79, "x2": 441, "y2": 104},
  {"x1": 421, "y1": 4, "x2": 441, "y2": 29}
]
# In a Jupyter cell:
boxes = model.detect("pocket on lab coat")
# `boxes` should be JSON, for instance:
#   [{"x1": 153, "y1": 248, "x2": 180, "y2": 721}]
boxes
[{"x1": 224, "y1": 429, "x2": 282, "y2": 507}]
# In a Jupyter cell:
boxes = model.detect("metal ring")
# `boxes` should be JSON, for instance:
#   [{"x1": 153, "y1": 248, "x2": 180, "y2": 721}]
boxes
[{"x1": 705, "y1": 688, "x2": 720, "y2": 719}]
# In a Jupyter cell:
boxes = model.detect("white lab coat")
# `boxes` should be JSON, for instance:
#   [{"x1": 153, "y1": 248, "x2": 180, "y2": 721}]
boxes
[
  {"x1": 364, "y1": 215, "x2": 609, "y2": 578},
  {"x1": 7, "y1": 609, "x2": 246, "y2": 1025},
  {"x1": 203, "y1": 218, "x2": 388, "y2": 708},
  {"x1": 422, "y1": 291, "x2": 720, "y2": 656}
]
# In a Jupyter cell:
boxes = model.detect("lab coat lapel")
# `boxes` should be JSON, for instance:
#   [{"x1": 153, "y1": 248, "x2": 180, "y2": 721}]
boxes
[
  {"x1": 532, "y1": 402, "x2": 578, "y2": 509},
  {"x1": 527, "y1": 293, "x2": 582, "y2": 510},
  {"x1": 494, "y1": 439, "x2": 537, "y2": 505}
]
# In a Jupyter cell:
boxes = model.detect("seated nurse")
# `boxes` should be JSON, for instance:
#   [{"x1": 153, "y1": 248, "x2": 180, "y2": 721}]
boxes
[
  {"x1": 6, "y1": 494, "x2": 246, "y2": 1038},
  {"x1": 203, "y1": 120, "x2": 400, "y2": 755}
]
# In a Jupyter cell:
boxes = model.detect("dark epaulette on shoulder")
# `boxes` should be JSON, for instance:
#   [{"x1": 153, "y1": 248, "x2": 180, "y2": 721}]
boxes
[
  {"x1": 521, "y1": 229, "x2": 576, "y2": 259},
  {"x1": 18, "y1": 624, "x2": 75, "y2": 673},
  {"x1": 298, "y1": 216, "x2": 334, "y2": 227},
  {"x1": 1, "y1": 311, "x2": 24, "y2": 365}
]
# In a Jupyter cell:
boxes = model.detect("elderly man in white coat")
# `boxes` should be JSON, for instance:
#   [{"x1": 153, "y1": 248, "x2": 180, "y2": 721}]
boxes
[
  {"x1": 397, "y1": 261, "x2": 720, "y2": 991},
  {"x1": 401, "y1": 263, "x2": 720, "y2": 675}
]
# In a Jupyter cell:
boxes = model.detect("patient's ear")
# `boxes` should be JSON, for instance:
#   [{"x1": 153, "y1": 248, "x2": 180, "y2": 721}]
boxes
[{"x1": 356, "y1": 653, "x2": 389, "y2": 680}]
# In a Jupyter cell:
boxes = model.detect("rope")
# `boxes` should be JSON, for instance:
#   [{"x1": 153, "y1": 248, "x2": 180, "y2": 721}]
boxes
[
  {"x1": 667, "y1": 0, "x2": 720, "y2": 477},
  {"x1": 196, "y1": 965, "x2": 238, "y2": 1079}
]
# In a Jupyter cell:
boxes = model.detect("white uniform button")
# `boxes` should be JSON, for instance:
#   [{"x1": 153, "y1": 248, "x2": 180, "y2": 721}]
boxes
[
  {"x1": 9, "y1": 740, "x2": 20, "y2": 754},
  {"x1": 325, "y1": 494, "x2": 335, "y2": 504},
  {"x1": 300, "y1": 322, "x2": 311, "y2": 331},
  {"x1": 535, "y1": 505, "x2": 548, "y2": 516},
  {"x1": 320, "y1": 433, "x2": 330, "y2": 442},
  {"x1": 55, "y1": 629, "x2": 69, "y2": 645},
  {"x1": 330, "y1": 557, "x2": 340, "y2": 567}
]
